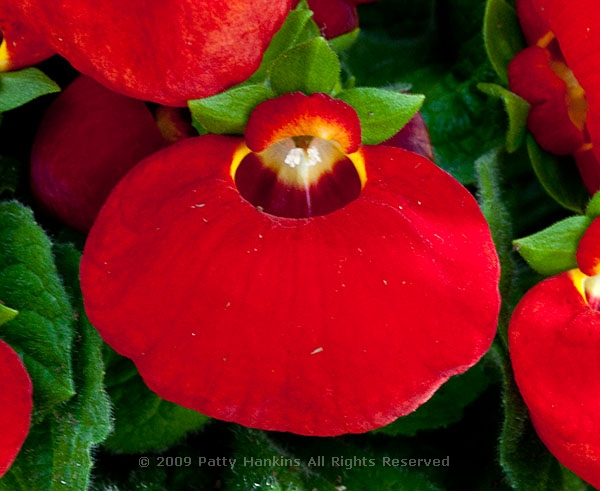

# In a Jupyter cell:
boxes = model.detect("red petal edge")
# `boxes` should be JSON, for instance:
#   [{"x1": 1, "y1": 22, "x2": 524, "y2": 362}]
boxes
[
  {"x1": 81, "y1": 135, "x2": 499, "y2": 436},
  {"x1": 509, "y1": 272, "x2": 600, "y2": 489},
  {"x1": 0, "y1": 339, "x2": 32, "y2": 477},
  {"x1": 244, "y1": 92, "x2": 362, "y2": 154}
]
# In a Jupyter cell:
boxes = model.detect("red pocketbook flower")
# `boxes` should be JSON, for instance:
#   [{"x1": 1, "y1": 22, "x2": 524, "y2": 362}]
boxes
[
  {"x1": 0, "y1": 0, "x2": 54, "y2": 71},
  {"x1": 0, "y1": 339, "x2": 32, "y2": 477},
  {"x1": 509, "y1": 218, "x2": 600, "y2": 489},
  {"x1": 14, "y1": 0, "x2": 291, "y2": 106},
  {"x1": 80, "y1": 92, "x2": 500, "y2": 436},
  {"x1": 508, "y1": 0, "x2": 600, "y2": 193}
]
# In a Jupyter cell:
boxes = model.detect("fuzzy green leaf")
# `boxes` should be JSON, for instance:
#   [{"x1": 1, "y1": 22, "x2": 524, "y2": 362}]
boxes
[
  {"x1": 103, "y1": 347, "x2": 210, "y2": 454},
  {"x1": 0, "y1": 242, "x2": 111, "y2": 490},
  {"x1": 513, "y1": 216, "x2": 592, "y2": 276},
  {"x1": 336, "y1": 87, "x2": 425, "y2": 145},
  {"x1": 527, "y1": 136, "x2": 589, "y2": 214},
  {"x1": 0, "y1": 201, "x2": 74, "y2": 419},
  {"x1": 227, "y1": 427, "x2": 443, "y2": 491},
  {"x1": 0, "y1": 68, "x2": 60, "y2": 113},
  {"x1": 328, "y1": 28, "x2": 361, "y2": 53},
  {"x1": 483, "y1": 0, "x2": 525, "y2": 84},
  {"x1": 269, "y1": 37, "x2": 341, "y2": 95},
  {"x1": 188, "y1": 85, "x2": 276, "y2": 135},
  {"x1": 478, "y1": 83, "x2": 529, "y2": 152}
]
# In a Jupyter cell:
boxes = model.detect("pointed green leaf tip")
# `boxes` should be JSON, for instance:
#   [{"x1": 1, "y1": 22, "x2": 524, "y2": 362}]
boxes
[
  {"x1": 337, "y1": 87, "x2": 425, "y2": 145},
  {"x1": 188, "y1": 85, "x2": 276, "y2": 135},
  {"x1": 0, "y1": 303, "x2": 18, "y2": 326},
  {"x1": 0, "y1": 68, "x2": 60, "y2": 113},
  {"x1": 269, "y1": 37, "x2": 341, "y2": 95},
  {"x1": 514, "y1": 216, "x2": 592, "y2": 276}
]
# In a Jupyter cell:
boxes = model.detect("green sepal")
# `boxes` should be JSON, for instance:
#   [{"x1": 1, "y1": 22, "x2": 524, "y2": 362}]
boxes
[
  {"x1": 0, "y1": 68, "x2": 60, "y2": 113},
  {"x1": 269, "y1": 37, "x2": 341, "y2": 95},
  {"x1": 513, "y1": 216, "x2": 592, "y2": 276},
  {"x1": 585, "y1": 190, "x2": 600, "y2": 218},
  {"x1": 336, "y1": 87, "x2": 425, "y2": 145},
  {"x1": 483, "y1": 0, "x2": 525, "y2": 84},
  {"x1": 188, "y1": 85, "x2": 276, "y2": 135},
  {"x1": 478, "y1": 83, "x2": 529, "y2": 152},
  {"x1": 103, "y1": 347, "x2": 210, "y2": 454},
  {"x1": 527, "y1": 135, "x2": 589, "y2": 214},
  {"x1": 250, "y1": 1, "x2": 317, "y2": 83},
  {"x1": 328, "y1": 28, "x2": 361, "y2": 53},
  {"x1": 0, "y1": 302, "x2": 18, "y2": 326},
  {"x1": 0, "y1": 201, "x2": 74, "y2": 420}
]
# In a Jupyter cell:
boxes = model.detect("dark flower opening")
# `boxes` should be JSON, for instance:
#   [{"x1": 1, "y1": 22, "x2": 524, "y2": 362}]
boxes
[{"x1": 234, "y1": 136, "x2": 363, "y2": 218}]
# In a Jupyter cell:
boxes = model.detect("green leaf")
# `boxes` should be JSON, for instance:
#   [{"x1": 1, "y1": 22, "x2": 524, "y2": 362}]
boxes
[
  {"x1": 0, "y1": 68, "x2": 60, "y2": 113},
  {"x1": 0, "y1": 201, "x2": 74, "y2": 419},
  {"x1": 483, "y1": 0, "x2": 526, "y2": 84},
  {"x1": 50, "y1": 243, "x2": 112, "y2": 489},
  {"x1": 227, "y1": 428, "x2": 443, "y2": 491},
  {"x1": 188, "y1": 85, "x2": 276, "y2": 135},
  {"x1": 478, "y1": 82, "x2": 530, "y2": 152},
  {"x1": 585, "y1": 190, "x2": 600, "y2": 218},
  {"x1": 0, "y1": 242, "x2": 111, "y2": 490},
  {"x1": 336, "y1": 87, "x2": 425, "y2": 145},
  {"x1": 475, "y1": 148, "x2": 519, "y2": 346},
  {"x1": 375, "y1": 358, "x2": 493, "y2": 436},
  {"x1": 527, "y1": 136, "x2": 589, "y2": 214},
  {"x1": 269, "y1": 37, "x2": 341, "y2": 95},
  {"x1": 103, "y1": 347, "x2": 210, "y2": 453},
  {"x1": 513, "y1": 216, "x2": 592, "y2": 276}
]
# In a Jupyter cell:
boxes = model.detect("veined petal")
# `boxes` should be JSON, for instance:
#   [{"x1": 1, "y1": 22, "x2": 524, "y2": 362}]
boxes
[
  {"x1": 81, "y1": 135, "x2": 499, "y2": 436},
  {"x1": 244, "y1": 92, "x2": 362, "y2": 154},
  {"x1": 0, "y1": 339, "x2": 32, "y2": 477},
  {"x1": 509, "y1": 272, "x2": 600, "y2": 489}
]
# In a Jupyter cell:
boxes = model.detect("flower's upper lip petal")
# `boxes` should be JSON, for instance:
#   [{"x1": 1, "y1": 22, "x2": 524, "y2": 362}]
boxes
[
  {"x1": 0, "y1": 339, "x2": 32, "y2": 478},
  {"x1": 81, "y1": 136, "x2": 499, "y2": 436},
  {"x1": 509, "y1": 272, "x2": 600, "y2": 489},
  {"x1": 244, "y1": 92, "x2": 362, "y2": 154},
  {"x1": 531, "y1": 0, "x2": 600, "y2": 160},
  {"x1": 517, "y1": 0, "x2": 553, "y2": 46}
]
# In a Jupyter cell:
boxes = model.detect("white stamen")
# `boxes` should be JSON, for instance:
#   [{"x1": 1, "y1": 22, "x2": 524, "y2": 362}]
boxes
[{"x1": 284, "y1": 147, "x2": 322, "y2": 168}]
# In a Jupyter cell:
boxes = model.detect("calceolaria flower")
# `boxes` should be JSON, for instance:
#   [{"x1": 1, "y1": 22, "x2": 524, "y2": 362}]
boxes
[
  {"x1": 508, "y1": 0, "x2": 600, "y2": 194},
  {"x1": 14, "y1": 0, "x2": 292, "y2": 106},
  {"x1": 80, "y1": 92, "x2": 500, "y2": 436},
  {"x1": 510, "y1": 217, "x2": 600, "y2": 489},
  {"x1": 295, "y1": 0, "x2": 376, "y2": 39},
  {"x1": 0, "y1": 338, "x2": 32, "y2": 477}
]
